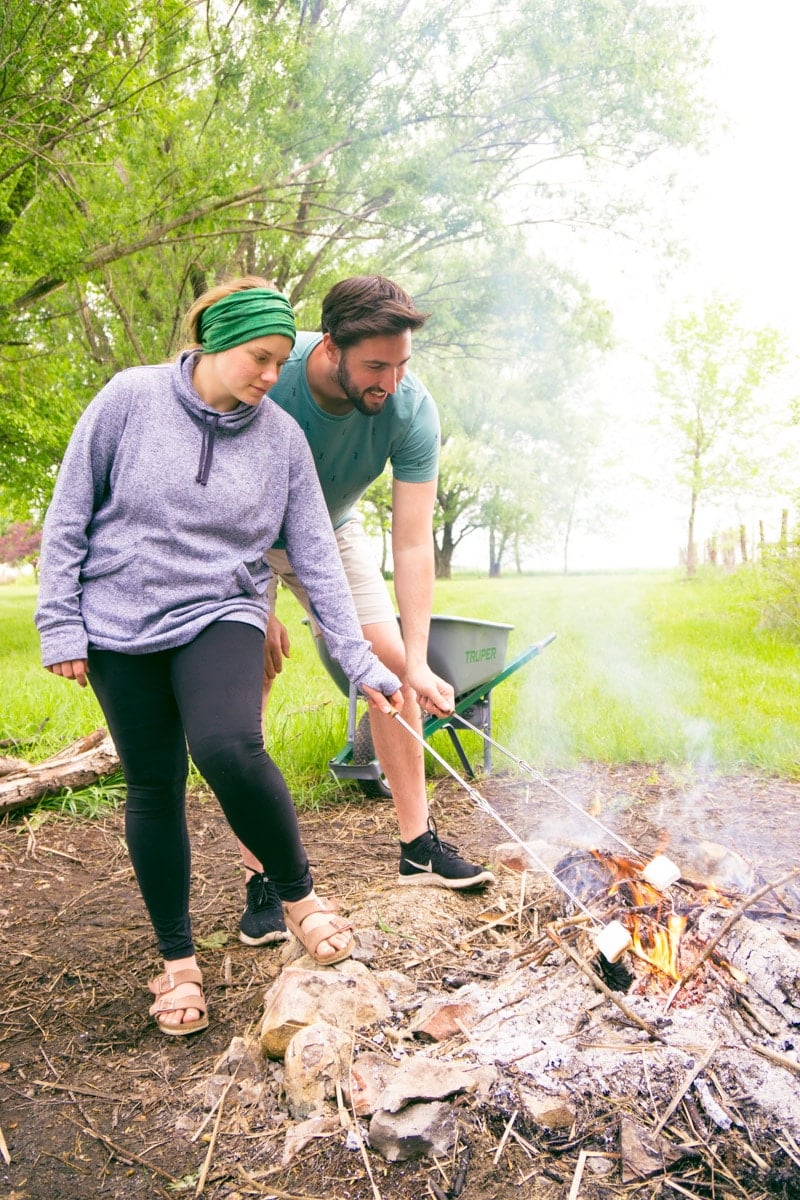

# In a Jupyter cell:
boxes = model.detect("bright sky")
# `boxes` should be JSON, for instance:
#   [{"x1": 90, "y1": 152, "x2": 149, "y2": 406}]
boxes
[
  {"x1": 615, "y1": 0, "x2": 800, "y2": 341},
  {"x1": 675, "y1": 0, "x2": 800, "y2": 333},
  {"x1": 517, "y1": 0, "x2": 800, "y2": 573},
  {"x1": 446, "y1": 1, "x2": 799, "y2": 573},
  {"x1": 470, "y1": 0, "x2": 796, "y2": 576}
]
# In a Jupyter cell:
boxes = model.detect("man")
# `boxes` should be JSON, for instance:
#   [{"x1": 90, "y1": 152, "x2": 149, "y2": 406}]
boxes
[{"x1": 238, "y1": 275, "x2": 494, "y2": 946}]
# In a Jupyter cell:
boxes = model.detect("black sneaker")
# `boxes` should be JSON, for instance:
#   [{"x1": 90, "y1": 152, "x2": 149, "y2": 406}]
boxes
[
  {"x1": 239, "y1": 873, "x2": 291, "y2": 946},
  {"x1": 398, "y1": 820, "x2": 495, "y2": 889}
]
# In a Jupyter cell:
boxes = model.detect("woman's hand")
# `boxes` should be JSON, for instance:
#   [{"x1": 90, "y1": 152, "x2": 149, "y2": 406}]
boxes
[
  {"x1": 361, "y1": 684, "x2": 403, "y2": 717},
  {"x1": 46, "y1": 659, "x2": 89, "y2": 688}
]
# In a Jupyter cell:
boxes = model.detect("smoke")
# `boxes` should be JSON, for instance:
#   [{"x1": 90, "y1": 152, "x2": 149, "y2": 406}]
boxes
[{"x1": 498, "y1": 577, "x2": 721, "y2": 847}]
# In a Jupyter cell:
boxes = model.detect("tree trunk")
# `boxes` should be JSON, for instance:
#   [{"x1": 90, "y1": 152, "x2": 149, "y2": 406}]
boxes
[
  {"x1": 686, "y1": 489, "x2": 699, "y2": 577},
  {"x1": 739, "y1": 524, "x2": 748, "y2": 563},
  {"x1": 562, "y1": 495, "x2": 576, "y2": 575},
  {"x1": 488, "y1": 525, "x2": 501, "y2": 577},
  {"x1": 434, "y1": 522, "x2": 454, "y2": 579}
]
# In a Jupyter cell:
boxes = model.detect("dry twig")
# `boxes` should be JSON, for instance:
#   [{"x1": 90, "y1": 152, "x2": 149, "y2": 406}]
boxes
[
  {"x1": 63, "y1": 1114, "x2": 178, "y2": 1183},
  {"x1": 492, "y1": 1109, "x2": 517, "y2": 1165},
  {"x1": 340, "y1": 1059, "x2": 382, "y2": 1200}
]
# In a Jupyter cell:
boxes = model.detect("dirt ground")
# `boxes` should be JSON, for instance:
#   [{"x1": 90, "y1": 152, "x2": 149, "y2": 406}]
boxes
[{"x1": 1, "y1": 761, "x2": 798, "y2": 1200}]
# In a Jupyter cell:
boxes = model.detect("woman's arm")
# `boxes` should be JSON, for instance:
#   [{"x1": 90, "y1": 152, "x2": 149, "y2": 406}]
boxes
[{"x1": 34, "y1": 382, "x2": 124, "y2": 667}]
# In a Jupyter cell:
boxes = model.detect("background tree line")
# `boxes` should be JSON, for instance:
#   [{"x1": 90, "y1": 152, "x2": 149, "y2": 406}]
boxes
[{"x1": 1, "y1": 0, "x2": 714, "y2": 574}]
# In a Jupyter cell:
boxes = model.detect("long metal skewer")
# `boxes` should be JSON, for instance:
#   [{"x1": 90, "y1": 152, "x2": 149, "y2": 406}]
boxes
[
  {"x1": 447, "y1": 711, "x2": 680, "y2": 891},
  {"x1": 391, "y1": 712, "x2": 635, "y2": 960}
]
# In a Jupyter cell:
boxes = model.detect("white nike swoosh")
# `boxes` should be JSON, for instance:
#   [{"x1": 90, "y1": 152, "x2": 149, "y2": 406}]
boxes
[{"x1": 404, "y1": 858, "x2": 434, "y2": 872}]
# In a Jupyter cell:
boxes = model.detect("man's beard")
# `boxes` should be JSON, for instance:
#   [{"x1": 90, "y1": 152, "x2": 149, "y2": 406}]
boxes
[{"x1": 335, "y1": 356, "x2": 387, "y2": 417}]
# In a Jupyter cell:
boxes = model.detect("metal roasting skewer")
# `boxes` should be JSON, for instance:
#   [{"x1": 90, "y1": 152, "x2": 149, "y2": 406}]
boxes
[
  {"x1": 446, "y1": 711, "x2": 681, "y2": 892},
  {"x1": 391, "y1": 711, "x2": 633, "y2": 961}
]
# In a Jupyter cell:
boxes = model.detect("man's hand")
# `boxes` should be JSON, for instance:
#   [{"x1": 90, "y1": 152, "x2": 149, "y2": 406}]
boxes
[
  {"x1": 406, "y1": 664, "x2": 454, "y2": 717},
  {"x1": 361, "y1": 684, "x2": 404, "y2": 717},
  {"x1": 264, "y1": 613, "x2": 291, "y2": 679},
  {"x1": 47, "y1": 659, "x2": 89, "y2": 688}
]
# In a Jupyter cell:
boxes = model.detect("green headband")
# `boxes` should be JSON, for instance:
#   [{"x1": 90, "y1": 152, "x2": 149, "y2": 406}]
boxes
[{"x1": 198, "y1": 288, "x2": 296, "y2": 352}]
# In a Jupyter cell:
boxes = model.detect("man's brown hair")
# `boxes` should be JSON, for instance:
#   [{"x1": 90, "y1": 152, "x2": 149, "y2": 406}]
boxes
[{"x1": 321, "y1": 275, "x2": 429, "y2": 348}]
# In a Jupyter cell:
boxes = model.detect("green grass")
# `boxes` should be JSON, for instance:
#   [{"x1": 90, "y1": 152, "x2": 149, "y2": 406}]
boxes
[
  {"x1": 430, "y1": 568, "x2": 800, "y2": 776},
  {"x1": 2, "y1": 567, "x2": 799, "y2": 821}
]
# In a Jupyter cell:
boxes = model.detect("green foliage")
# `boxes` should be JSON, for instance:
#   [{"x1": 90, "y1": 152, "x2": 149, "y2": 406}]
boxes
[
  {"x1": 53, "y1": 771, "x2": 127, "y2": 819},
  {"x1": 1, "y1": 0, "x2": 711, "y2": 519}
]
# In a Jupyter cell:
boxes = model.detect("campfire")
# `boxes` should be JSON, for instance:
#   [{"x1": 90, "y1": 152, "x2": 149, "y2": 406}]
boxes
[
  {"x1": 552, "y1": 846, "x2": 798, "y2": 1004},
  {"x1": 554, "y1": 848, "x2": 731, "y2": 988},
  {"x1": 238, "y1": 819, "x2": 800, "y2": 1195}
]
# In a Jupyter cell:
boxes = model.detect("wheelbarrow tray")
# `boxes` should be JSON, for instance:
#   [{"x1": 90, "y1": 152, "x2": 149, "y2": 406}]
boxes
[
  {"x1": 310, "y1": 614, "x2": 516, "y2": 699},
  {"x1": 311, "y1": 616, "x2": 556, "y2": 795}
]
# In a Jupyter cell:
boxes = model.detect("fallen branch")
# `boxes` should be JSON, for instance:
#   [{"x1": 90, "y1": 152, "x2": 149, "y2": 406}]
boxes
[
  {"x1": 0, "y1": 754, "x2": 31, "y2": 777},
  {"x1": 0, "y1": 729, "x2": 119, "y2": 814}
]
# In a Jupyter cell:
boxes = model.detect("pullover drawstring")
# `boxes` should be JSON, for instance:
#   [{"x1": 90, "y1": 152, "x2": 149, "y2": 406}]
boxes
[{"x1": 196, "y1": 411, "x2": 220, "y2": 485}]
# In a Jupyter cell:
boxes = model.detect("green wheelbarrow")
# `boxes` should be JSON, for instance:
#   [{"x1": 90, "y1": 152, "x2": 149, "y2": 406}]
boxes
[{"x1": 304, "y1": 615, "x2": 556, "y2": 798}]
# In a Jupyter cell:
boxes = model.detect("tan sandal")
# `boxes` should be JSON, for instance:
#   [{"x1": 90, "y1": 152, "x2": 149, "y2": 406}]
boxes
[
  {"x1": 148, "y1": 968, "x2": 209, "y2": 1036},
  {"x1": 284, "y1": 896, "x2": 354, "y2": 965}
]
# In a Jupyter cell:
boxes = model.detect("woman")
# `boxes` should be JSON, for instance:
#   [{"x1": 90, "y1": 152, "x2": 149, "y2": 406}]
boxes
[{"x1": 34, "y1": 278, "x2": 403, "y2": 1036}]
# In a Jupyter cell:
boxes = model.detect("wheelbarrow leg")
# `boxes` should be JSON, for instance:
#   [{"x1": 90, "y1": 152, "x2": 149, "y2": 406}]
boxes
[
  {"x1": 479, "y1": 696, "x2": 492, "y2": 774},
  {"x1": 440, "y1": 695, "x2": 493, "y2": 778},
  {"x1": 442, "y1": 722, "x2": 476, "y2": 778}
]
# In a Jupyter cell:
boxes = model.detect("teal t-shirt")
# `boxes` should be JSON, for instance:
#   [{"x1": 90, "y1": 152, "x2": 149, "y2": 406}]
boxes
[{"x1": 268, "y1": 332, "x2": 440, "y2": 530}]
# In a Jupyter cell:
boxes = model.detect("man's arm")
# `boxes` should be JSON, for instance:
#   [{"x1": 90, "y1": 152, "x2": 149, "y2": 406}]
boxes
[{"x1": 391, "y1": 477, "x2": 454, "y2": 715}]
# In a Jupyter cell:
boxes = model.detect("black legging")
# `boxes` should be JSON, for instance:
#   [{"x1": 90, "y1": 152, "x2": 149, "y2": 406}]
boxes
[{"x1": 88, "y1": 621, "x2": 312, "y2": 959}]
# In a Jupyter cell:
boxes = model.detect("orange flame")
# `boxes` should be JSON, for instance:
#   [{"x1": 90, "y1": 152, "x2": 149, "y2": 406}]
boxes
[{"x1": 627, "y1": 912, "x2": 687, "y2": 980}]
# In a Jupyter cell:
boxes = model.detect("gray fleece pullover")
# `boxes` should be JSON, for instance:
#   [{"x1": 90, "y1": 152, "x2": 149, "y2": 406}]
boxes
[{"x1": 34, "y1": 351, "x2": 401, "y2": 698}]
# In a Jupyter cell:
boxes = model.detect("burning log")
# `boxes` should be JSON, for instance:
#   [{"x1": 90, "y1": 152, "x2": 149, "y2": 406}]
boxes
[{"x1": 0, "y1": 730, "x2": 119, "y2": 815}]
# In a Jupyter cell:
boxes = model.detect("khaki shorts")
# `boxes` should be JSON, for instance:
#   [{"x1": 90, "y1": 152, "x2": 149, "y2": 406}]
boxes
[{"x1": 265, "y1": 517, "x2": 395, "y2": 633}]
